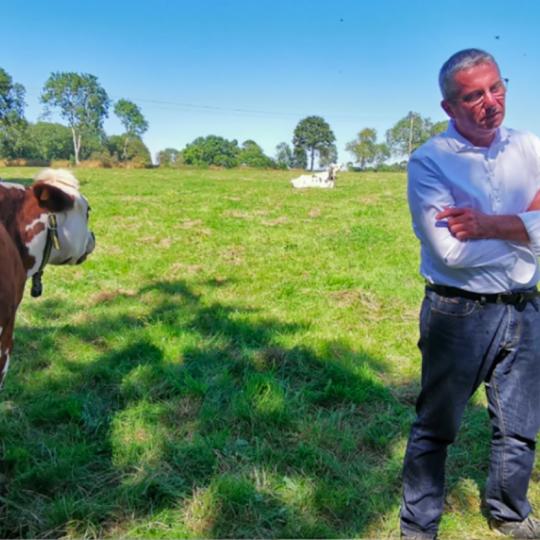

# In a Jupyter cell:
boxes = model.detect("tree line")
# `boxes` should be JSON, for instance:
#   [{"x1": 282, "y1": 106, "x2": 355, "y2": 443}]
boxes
[
  {"x1": 158, "y1": 115, "x2": 337, "y2": 170},
  {"x1": 0, "y1": 68, "x2": 151, "y2": 166},
  {"x1": 1, "y1": 67, "x2": 446, "y2": 170}
]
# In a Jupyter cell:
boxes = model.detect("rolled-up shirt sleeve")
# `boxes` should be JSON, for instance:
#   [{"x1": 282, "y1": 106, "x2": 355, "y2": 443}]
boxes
[
  {"x1": 518, "y1": 211, "x2": 540, "y2": 256},
  {"x1": 516, "y1": 133, "x2": 540, "y2": 256},
  {"x1": 408, "y1": 155, "x2": 526, "y2": 270}
]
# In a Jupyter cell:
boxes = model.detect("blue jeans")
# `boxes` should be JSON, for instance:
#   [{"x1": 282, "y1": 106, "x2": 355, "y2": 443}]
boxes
[{"x1": 401, "y1": 288, "x2": 540, "y2": 536}]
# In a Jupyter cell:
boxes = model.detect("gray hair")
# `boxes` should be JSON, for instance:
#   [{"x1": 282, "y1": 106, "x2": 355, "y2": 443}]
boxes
[{"x1": 439, "y1": 49, "x2": 500, "y2": 100}]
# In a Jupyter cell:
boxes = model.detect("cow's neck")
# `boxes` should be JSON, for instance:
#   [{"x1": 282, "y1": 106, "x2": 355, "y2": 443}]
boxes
[
  {"x1": 0, "y1": 186, "x2": 50, "y2": 277},
  {"x1": 20, "y1": 211, "x2": 50, "y2": 277}
]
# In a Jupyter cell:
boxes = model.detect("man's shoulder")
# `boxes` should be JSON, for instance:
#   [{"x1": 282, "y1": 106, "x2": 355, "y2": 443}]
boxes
[
  {"x1": 502, "y1": 127, "x2": 540, "y2": 159},
  {"x1": 411, "y1": 126, "x2": 540, "y2": 160},
  {"x1": 411, "y1": 132, "x2": 451, "y2": 162},
  {"x1": 505, "y1": 127, "x2": 540, "y2": 144}
]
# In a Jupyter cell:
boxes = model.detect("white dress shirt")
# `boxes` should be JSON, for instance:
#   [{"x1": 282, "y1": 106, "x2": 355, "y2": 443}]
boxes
[{"x1": 408, "y1": 121, "x2": 540, "y2": 293}]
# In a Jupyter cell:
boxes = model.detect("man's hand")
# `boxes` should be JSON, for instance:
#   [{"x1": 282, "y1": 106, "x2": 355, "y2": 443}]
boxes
[
  {"x1": 435, "y1": 207, "x2": 496, "y2": 240},
  {"x1": 527, "y1": 189, "x2": 540, "y2": 211},
  {"x1": 436, "y1": 207, "x2": 530, "y2": 242}
]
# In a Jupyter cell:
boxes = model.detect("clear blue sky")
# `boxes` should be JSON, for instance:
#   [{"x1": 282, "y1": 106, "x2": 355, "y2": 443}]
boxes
[{"x1": 4, "y1": 0, "x2": 540, "y2": 164}]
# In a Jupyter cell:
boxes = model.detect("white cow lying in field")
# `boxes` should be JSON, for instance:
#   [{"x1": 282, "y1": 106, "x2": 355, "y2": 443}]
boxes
[{"x1": 291, "y1": 164, "x2": 342, "y2": 189}]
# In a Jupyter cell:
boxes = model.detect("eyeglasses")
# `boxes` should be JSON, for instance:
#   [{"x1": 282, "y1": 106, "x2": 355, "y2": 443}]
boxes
[{"x1": 455, "y1": 78, "x2": 509, "y2": 107}]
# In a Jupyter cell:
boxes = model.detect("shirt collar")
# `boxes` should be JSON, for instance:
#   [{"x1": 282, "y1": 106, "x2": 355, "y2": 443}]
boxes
[{"x1": 444, "y1": 120, "x2": 510, "y2": 153}]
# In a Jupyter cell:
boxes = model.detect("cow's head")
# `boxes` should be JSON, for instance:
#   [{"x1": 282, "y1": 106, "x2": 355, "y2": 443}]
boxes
[{"x1": 32, "y1": 169, "x2": 95, "y2": 266}]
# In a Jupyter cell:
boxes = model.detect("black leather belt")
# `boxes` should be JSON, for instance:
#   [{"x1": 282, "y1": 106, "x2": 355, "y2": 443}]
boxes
[{"x1": 426, "y1": 283, "x2": 539, "y2": 305}]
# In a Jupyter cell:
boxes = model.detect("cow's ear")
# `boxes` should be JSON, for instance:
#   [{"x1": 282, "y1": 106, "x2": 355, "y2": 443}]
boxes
[{"x1": 33, "y1": 182, "x2": 75, "y2": 212}]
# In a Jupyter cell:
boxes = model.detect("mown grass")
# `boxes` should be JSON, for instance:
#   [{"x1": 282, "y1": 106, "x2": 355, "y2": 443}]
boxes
[{"x1": 0, "y1": 166, "x2": 533, "y2": 538}]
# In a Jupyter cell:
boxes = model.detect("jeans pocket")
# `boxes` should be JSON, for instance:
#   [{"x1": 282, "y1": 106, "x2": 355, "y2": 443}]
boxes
[{"x1": 429, "y1": 292, "x2": 479, "y2": 317}]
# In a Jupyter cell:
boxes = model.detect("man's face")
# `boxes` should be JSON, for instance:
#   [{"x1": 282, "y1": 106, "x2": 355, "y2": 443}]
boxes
[{"x1": 441, "y1": 61, "x2": 506, "y2": 146}]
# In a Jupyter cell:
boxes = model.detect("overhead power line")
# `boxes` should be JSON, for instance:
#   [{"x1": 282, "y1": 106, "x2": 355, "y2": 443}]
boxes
[{"x1": 23, "y1": 87, "x2": 392, "y2": 122}]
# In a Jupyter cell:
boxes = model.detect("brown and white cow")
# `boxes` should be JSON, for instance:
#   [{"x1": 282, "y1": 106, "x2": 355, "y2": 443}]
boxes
[{"x1": 0, "y1": 168, "x2": 95, "y2": 387}]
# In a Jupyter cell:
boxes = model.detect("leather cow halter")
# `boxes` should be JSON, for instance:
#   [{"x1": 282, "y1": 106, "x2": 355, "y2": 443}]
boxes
[{"x1": 31, "y1": 214, "x2": 60, "y2": 298}]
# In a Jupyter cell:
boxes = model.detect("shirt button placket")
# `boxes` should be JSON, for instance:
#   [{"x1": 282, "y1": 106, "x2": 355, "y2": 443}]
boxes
[{"x1": 486, "y1": 148, "x2": 500, "y2": 213}]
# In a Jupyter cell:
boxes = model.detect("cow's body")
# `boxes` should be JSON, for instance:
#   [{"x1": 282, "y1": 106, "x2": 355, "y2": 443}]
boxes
[
  {"x1": 290, "y1": 164, "x2": 342, "y2": 189},
  {"x1": 291, "y1": 174, "x2": 335, "y2": 189},
  {"x1": 0, "y1": 169, "x2": 95, "y2": 387}
]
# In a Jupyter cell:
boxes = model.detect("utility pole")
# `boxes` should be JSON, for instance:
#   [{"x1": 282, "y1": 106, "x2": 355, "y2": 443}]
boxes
[{"x1": 408, "y1": 114, "x2": 414, "y2": 157}]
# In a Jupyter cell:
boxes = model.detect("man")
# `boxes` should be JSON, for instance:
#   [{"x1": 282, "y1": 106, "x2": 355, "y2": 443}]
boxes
[{"x1": 401, "y1": 48, "x2": 540, "y2": 539}]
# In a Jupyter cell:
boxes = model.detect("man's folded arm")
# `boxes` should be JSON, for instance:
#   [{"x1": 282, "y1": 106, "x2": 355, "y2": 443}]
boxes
[{"x1": 408, "y1": 156, "x2": 528, "y2": 269}]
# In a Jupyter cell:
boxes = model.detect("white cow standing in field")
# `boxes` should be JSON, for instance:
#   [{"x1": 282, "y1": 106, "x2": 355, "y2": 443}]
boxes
[{"x1": 291, "y1": 164, "x2": 342, "y2": 189}]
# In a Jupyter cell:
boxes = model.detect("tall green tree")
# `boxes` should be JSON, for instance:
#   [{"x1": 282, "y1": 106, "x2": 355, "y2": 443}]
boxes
[
  {"x1": 346, "y1": 128, "x2": 390, "y2": 169},
  {"x1": 113, "y1": 99, "x2": 148, "y2": 160},
  {"x1": 293, "y1": 115, "x2": 336, "y2": 171},
  {"x1": 318, "y1": 143, "x2": 338, "y2": 168},
  {"x1": 41, "y1": 72, "x2": 110, "y2": 165},
  {"x1": 385, "y1": 111, "x2": 433, "y2": 158},
  {"x1": 292, "y1": 145, "x2": 307, "y2": 169},
  {"x1": 0, "y1": 68, "x2": 27, "y2": 159},
  {"x1": 0, "y1": 68, "x2": 25, "y2": 122}
]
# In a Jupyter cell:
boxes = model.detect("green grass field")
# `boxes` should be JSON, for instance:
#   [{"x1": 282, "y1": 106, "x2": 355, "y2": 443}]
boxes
[{"x1": 0, "y1": 166, "x2": 534, "y2": 538}]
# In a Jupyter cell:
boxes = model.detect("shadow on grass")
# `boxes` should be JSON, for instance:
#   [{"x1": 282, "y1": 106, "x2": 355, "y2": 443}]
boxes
[{"x1": 0, "y1": 279, "x2": 491, "y2": 538}]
